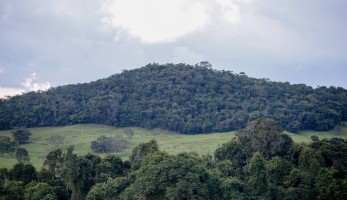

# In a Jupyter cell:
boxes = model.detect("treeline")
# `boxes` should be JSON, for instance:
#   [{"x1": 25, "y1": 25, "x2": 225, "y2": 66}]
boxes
[
  {"x1": 1, "y1": 118, "x2": 346, "y2": 200},
  {"x1": 1, "y1": 63, "x2": 346, "y2": 133}
]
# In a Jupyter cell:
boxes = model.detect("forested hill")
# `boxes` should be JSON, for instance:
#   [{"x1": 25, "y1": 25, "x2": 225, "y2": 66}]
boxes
[{"x1": 1, "y1": 63, "x2": 347, "y2": 133}]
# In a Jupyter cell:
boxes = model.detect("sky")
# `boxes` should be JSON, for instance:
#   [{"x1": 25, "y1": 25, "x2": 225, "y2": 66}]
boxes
[{"x1": 1, "y1": 0, "x2": 347, "y2": 98}]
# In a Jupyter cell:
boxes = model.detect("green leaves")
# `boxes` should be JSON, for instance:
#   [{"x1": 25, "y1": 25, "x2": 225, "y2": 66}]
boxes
[
  {"x1": 24, "y1": 183, "x2": 58, "y2": 200},
  {"x1": 2, "y1": 63, "x2": 346, "y2": 134},
  {"x1": 236, "y1": 118, "x2": 293, "y2": 159},
  {"x1": 246, "y1": 152, "x2": 268, "y2": 196},
  {"x1": 90, "y1": 135, "x2": 128, "y2": 153},
  {"x1": 15, "y1": 148, "x2": 29, "y2": 164},
  {"x1": 9, "y1": 163, "x2": 37, "y2": 184},
  {"x1": 129, "y1": 139, "x2": 159, "y2": 170},
  {"x1": 12, "y1": 128, "x2": 32, "y2": 144},
  {"x1": 122, "y1": 153, "x2": 219, "y2": 200},
  {"x1": 0, "y1": 136, "x2": 17, "y2": 155}
]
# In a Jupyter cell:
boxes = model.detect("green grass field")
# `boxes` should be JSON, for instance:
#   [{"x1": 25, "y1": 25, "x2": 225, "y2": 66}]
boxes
[
  {"x1": 0, "y1": 125, "x2": 235, "y2": 169},
  {"x1": 0, "y1": 124, "x2": 346, "y2": 169}
]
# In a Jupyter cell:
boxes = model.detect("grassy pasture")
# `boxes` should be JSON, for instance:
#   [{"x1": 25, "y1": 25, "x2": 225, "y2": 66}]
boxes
[
  {"x1": 0, "y1": 125, "x2": 235, "y2": 169},
  {"x1": 0, "y1": 123, "x2": 346, "y2": 169}
]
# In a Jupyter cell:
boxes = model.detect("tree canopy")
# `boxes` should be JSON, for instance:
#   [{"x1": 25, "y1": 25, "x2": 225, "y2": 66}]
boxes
[
  {"x1": 0, "y1": 63, "x2": 346, "y2": 134},
  {"x1": 90, "y1": 135, "x2": 128, "y2": 153},
  {"x1": 12, "y1": 128, "x2": 32, "y2": 144}
]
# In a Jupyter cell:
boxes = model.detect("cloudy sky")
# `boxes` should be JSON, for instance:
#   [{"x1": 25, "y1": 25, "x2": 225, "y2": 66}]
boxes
[{"x1": 1, "y1": 0, "x2": 346, "y2": 98}]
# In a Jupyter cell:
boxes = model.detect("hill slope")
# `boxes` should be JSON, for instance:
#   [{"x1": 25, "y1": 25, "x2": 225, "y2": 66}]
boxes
[
  {"x1": 0, "y1": 125, "x2": 235, "y2": 169},
  {"x1": 1, "y1": 124, "x2": 346, "y2": 169},
  {"x1": 1, "y1": 63, "x2": 347, "y2": 133}
]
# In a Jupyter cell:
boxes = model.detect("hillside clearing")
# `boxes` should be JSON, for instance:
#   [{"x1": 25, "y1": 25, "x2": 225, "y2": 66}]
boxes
[{"x1": 0, "y1": 124, "x2": 346, "y2": 169}]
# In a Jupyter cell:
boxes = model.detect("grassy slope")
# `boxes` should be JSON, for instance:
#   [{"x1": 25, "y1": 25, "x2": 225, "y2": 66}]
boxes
[
  {"x1": 0, "y1": 124, "x2": 346, "y2": 169},
  {"x1": 0, "y1": 125, "x2": 235, "y2": 169}
]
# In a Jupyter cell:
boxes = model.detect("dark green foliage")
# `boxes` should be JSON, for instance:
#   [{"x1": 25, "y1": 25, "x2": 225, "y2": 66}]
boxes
[
  {"x1": 90, "y1": 135, "x2": 128, "y2": 153},
  {"x1": 0, "y1": 136, "x2": 16, "y2": 155},
  {"x1": 1, "y1": 63, "x2": 346, "y2": 134},
  {"x1": 15, "y1": 148, "x2": 29, "y2": 163},
  {"x1": 309, "y1": 138, "x2": 347, "y2": 176},
  {"x1": 298, "y1": 147, "x2": 324, "y2": 176},
  {"x1": 9, "y1": 163, "x2": 37, "y2": 184},
  {"x1": 245, "y1": 152, "x2": 268, "y2": 198},
  {"x1": 1, "y1": 119, "x2": 347, "y2": 200},
  {"x1": 214, "y1": 118, "x2": 294, "y2": 180},
  {"x1": 310, "y1": 135, "x2": 319, "y2": 141},
  {"x1": 0, "y1": 168, "x2": 6, "y2": 192},
  {"x1": 314, "y1": 168, "x2": 340, "y2": 200},
  {"x1": 284, "y1": 168, "x2": 315, "y2": 200},
  {"x1": 121, "y1": 153, "x2": 221, "y2": 200},
  {"x1": 24, "y1": 182, "x2": 58, "y2": 200},
  {"x1": 96, "y1": 155, "x2": 129, "y2": 182},
  {"x1": 266, "y1": 156, "x2": 292, "y2": 185},
  {"x1": 0, "y1": 136, "x2": 10, "y2": 143},
  {"x1": 214, "y1": 160, "x2": 235, "y2": 178},
  {"x1": 12, "y1": 128, "x2": 32, "y2": 144},
  {"x1": 0, "y1": 181, "x2": 24, "y2": 200},
  {"x1": 219, "y1": 176, "x2": 244, "y2": 200},
  {"x1": 37, "y1": 169, "x2": 54, "y2": 182},
  {"x1": 43, "y1": 149, "x2": 64, "y2": 177},
  {"x1": 62, "y1": 154, "x2": 94, "y2": 200},
  {"x1": 86, "y1": 177, "x2": 132, "y2": 200},
  {"x1": 236, "y1": 118, "x2": 293, "y2": 159},
  {"x1": 215, "y1": 118, "x2": 293, "y2": 177},
  {"x1": 129, "y1": 139, "x2": 159, "y2": 170},
  {"x1": 46, "y1": 179, "x2": 69, "y2": 200},
  {"x1": 214, "y1": 139, "x2": 246, "y2": 178}
]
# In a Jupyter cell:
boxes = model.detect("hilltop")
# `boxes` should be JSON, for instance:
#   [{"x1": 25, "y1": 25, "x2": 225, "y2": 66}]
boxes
[{"x1": 1, "y1": 63, "x2": 346, "y2": 133}]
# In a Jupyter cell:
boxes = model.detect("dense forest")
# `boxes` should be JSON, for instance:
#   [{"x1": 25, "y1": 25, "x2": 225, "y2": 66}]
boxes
[
  {"x1": 1, "y1": 63, "x2": 347, "y2": 133},
  {"x1": 1, "y1": 118, "x2": 346, "y2": 200}
]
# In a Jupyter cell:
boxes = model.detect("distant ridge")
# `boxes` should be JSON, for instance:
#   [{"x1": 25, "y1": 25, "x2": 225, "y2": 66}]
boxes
[{"x1": 0, "y1": 63, "x2": 346, "y2": 133}]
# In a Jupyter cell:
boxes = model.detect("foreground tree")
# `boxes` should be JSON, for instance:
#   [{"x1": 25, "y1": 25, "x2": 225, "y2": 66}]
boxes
[
  {"x1": 43, "y1": 149, "x2": 64, "y2": 178},
  {"x1": 129, "y1": 139, "x2": 159, "y2": 170},
  {"x1": 245, "y1": 152, "x2": 268, "y2": 198},
  {"x1": 215, "y1": 118, "x2": 294, "y2": 179},
  {"x1": 121, "y1": 153, "x2": 220, "y2": 200},
  {"x1": 0, "y1": 136, "x2": 17, "y2": 155},
  {"x1": 214, "y1": 139, "x2": 246, "y2": 178},
  {"x1": 86, "y1": 177, "x2": 131, "y2": 200},
  {"x1": 0, "y1": 181, "x2": 24, "y2": 200},
  {"x1": 96, "y1": 155, "x2": 130, "y2": 182},
  {"x1": 236, "y1": 118, "x2": 293, "y2": 159},
  {"x1": 62, "y1": 147, "x2": 94, "y2": 200},
  {"x1": 15, "y1": 148, "x2": 29, "y2": 164},
  {"x1": 24, "y1": 182, "x2": 58, "y2": 200},
  {"x1": 9, "y1": 163, "x2": 37, "y2": 184}
]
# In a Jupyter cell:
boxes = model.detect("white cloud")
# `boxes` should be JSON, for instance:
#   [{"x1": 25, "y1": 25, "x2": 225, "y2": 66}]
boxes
[
  {"x1": 0, "y1": 72, "x2": 51, "y2": 99},
  {"x1": 0, "y1": 67, "x2": 3, "y2": 74},
  {"x1": 236, "y1": 0, "x2": 257, "y2": 2},
  {"x1": 22, "y1": 72, "x2": 51, "y2": 91},
  {"x1": 101, "y1": 0, "x2": 249, "y2": 43},
  {"x1": 216, "y1": 0, "x2": 241, "y2": 25},
  {"x1": 0, "y1": 87, "x2": 25, "y2": 99},
  {"x1": 102, "y1": 0, "x2": 209, "y2": 43}
]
